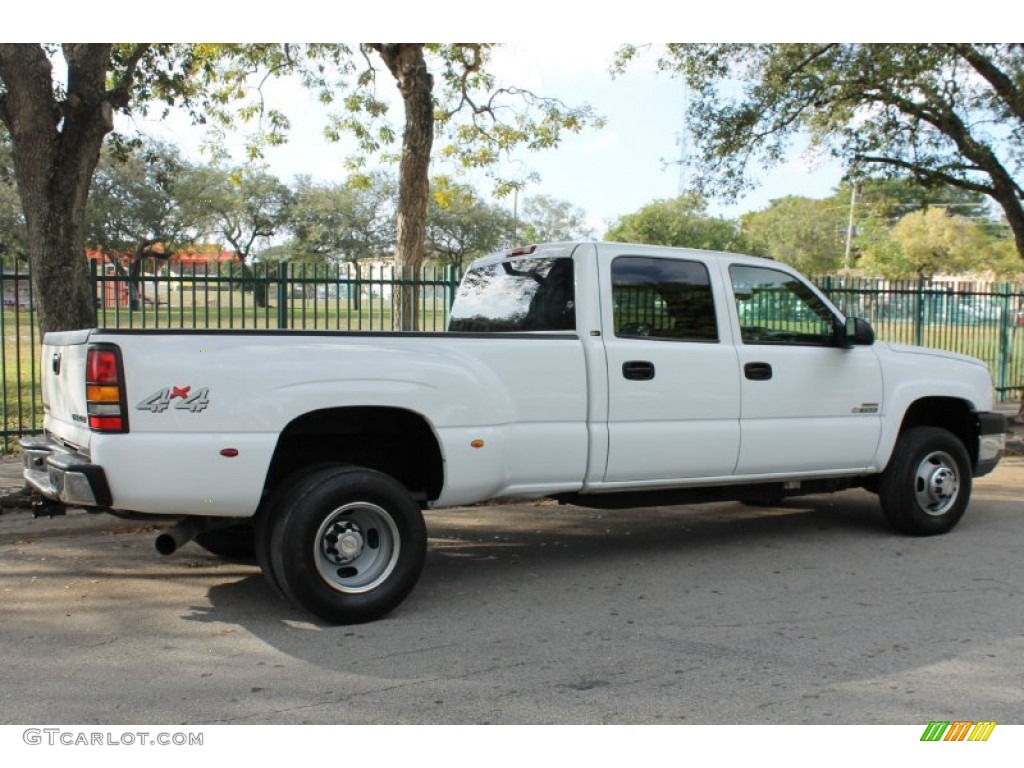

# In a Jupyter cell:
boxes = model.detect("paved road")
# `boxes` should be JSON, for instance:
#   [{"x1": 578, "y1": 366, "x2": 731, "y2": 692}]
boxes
[{"x1": 1, "y1": 459, "x2": 1022, "y2": 725}]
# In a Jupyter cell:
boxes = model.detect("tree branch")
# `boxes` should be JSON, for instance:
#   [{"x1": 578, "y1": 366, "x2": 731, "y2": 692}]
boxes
[
  {"x1": 947, "y1": 43, "x2": 1024, "y2": 123},
  {"x1": 108, "y1": 44, "x2": 152, "y2": 108},
  {"x1": 856, "y1": 153, "x2": 995, "y2": 194}
]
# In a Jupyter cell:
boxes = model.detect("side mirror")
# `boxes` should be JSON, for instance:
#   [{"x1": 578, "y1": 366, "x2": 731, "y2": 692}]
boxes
[{"x1": 840, "y1": 316, "x2": 875, "y2": 347}]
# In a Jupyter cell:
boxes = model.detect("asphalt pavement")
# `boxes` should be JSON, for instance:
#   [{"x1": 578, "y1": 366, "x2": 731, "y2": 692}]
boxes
[{"x1": 2, "y1": 456, "x2": 1023, "y2": 725}]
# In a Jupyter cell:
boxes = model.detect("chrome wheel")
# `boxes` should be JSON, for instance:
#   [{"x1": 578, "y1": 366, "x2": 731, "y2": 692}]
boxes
[
  {"x1": 879, "y1": 427, "x2": 971, "y2": 536},
  {"x1": 914, "y1": 450, "x2": 960, "y2": 516},
  {"x1": 314, "y1": 502, "x2": 400, "y2": 593}
]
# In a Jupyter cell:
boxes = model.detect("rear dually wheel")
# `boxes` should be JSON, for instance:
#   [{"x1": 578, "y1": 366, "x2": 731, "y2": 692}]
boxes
[{"x1": 264, "y1": 465, "x2": 427, "y2": 623}]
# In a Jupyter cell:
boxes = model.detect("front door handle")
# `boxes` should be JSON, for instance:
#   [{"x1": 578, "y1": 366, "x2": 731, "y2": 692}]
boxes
[
  {"x1": 744, "y1": 362, "x2": 773, "y2": 381},
  {"x1": 622, "y1": 360, "x2": 656, "y2": 381}
]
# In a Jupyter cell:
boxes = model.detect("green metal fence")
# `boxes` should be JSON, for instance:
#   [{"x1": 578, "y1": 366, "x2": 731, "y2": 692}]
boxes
[
  {"x1": 2, "y1": 262, "x2": 460, "y2": 451},
  {"x1": 3, "y1": 266, "x2": 1024, "y2": 452},
  {"x1": 90, "y1": 261, "x2": 461, "y2": 332},
  {"x1": 1, "y1": 261, "x2": 39, "y2": 454},
  {"x1": 820, "y1": 276, "x2": 1024, "y2": 398}
]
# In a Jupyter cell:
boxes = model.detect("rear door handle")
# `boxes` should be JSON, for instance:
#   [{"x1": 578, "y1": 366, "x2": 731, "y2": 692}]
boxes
[
  {"x1": 744, "y1": 362, "x2": 773, "y2": 381},
  {"x1": 622, "y1": 361, "x2": 656, "y2": 381}
]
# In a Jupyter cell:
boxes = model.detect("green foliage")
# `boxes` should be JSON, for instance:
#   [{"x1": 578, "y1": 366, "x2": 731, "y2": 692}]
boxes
[
  {"x1": 193, "y1": 164, "x2": 293, "y2": 263},
  {"x1": 858, "y1": 208, "x2": 994, "y2": 279},
  {"x1": 0, "y1": 137, "x2": 25, "y2": 266},
  {"x1": 287, "y1": 172, "x2": 397, "y2": 262},
  {"x1": 519, "y1": 195, "x2": 594, "y2": 244},
  {"x1": 850, "y1": 179, "x2": 991, "y2": 223},
  {"x1": 426, "y1": 176, "x2": 514, "y2": 269},
  {"x1": 86, "y1": 140, "x2": 209, "y2": 261},
  {"x1": 335, "y1": 44, "x2": 602, "y2": 190},
  {"x1": 604, "y1": 194, "x2": 740, "y2": 252},
  {"x1": 739, "y1": 196, "x2": 846, "y2": 273},
  {"x1": 190, "y1": 43, "x2": 602, "y2": 190}
]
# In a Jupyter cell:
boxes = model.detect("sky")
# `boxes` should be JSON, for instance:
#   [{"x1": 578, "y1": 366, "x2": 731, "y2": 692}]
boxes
[{"x1": 130, "y1": 41, "x2": 846, "y2": 237}]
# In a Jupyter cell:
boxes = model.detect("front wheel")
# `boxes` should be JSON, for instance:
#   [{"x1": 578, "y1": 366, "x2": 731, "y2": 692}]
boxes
[
  {"x1": 266, "y1": 465, "x2": 427, "y2": 623},
  {"x1": 879, "y1": 427, "x2": 972, "y2": 536}
]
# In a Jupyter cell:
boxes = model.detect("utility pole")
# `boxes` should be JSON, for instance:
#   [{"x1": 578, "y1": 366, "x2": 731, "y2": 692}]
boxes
[{"x1": 844, "y1": 183, "x2": 858, "y2": 269}]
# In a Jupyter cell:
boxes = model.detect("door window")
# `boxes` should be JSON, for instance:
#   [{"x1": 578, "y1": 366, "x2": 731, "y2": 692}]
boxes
[
  {"x1": 729, "y1": 265, "x2": 836, "y2": 345},
  {"x1": 612, "y1": 256, "x2": 718, "y2": 342}
]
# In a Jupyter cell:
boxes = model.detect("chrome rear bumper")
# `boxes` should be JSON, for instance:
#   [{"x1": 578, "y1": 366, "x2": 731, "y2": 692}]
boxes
[{"x1": 19, "y1": 436, "x2": 112, "y2": 508}]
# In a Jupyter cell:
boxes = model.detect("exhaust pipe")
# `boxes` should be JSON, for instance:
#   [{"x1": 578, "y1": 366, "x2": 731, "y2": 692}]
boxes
[{"x1": 155, "y1": 517, "x2": 231, "y2": 555}]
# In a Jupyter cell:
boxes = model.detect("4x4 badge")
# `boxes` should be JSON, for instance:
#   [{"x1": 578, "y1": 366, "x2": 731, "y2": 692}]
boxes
[{"x1": 137, "y1": 386, "x2": 210, "y2": 413}]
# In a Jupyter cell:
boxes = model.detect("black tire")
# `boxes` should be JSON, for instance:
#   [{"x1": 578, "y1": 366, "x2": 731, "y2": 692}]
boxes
[
  {"x1": 255, "y1": 463, "x2": 337, "y2": 599},
  {"x1": 267, "y1": 465, "x2": 426, "y2": 624},
  {"x1": 879, "y1": 426, "x2": 972, "y2": 536},
  {"x1": 194, "y1": 523, "x2": 256, "y2": 561}
]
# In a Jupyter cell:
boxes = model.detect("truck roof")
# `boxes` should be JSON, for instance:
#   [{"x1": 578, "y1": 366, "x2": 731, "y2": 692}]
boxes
[{"x1": 468, "y1": 241, "x2": 774, "y2": 271}]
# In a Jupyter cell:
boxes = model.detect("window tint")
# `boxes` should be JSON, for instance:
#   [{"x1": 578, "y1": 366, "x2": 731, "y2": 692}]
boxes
[
  {"x1": 729, "y1": 265, "x2": 836, "y2": 345},
  {"x1": 612, "y1": 256, "x2": 718, "y2": 341},
  {"x1": 448, "y1": 257, "x2": 575, "y2": 333}
]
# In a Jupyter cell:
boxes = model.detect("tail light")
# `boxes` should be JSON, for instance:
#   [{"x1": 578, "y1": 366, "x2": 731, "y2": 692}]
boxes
[{"x1": 86, "y1": 345, "x2": 129, "y2": 433}]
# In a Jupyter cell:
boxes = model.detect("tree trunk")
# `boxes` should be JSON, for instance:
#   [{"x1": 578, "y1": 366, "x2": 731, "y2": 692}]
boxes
[
  {"x1": 372, "y1": 44, "x2": 434, "y2": 331},
  {"x1": 987, "y1": 179, "x2": 1024, "y2": 261},
  {"x1": 0, "y1": 44, "x2": 116, "y2": 335}
]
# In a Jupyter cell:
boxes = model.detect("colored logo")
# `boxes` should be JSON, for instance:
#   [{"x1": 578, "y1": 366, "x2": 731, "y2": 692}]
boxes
[{"x1": 920, "y1": 720, "x2": 996, "y2": 742}]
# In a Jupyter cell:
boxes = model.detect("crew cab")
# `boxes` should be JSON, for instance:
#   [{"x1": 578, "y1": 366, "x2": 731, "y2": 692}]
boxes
[{"x1": 22, "y1": 242, "x2": 1007, "y2": 623}]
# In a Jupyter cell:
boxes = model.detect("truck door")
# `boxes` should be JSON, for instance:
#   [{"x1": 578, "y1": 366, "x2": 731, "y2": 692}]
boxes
[
  {"x1": 727, "y1": 263, "x2": 883, "y2": 475},
  {"x1": 600, "y1": 254, "x2": 741, "y2": 483}
]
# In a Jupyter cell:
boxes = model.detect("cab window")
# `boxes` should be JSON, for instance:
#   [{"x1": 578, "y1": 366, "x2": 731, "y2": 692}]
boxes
[
  {"x1": 448, "y1": 257, "x2": 575, "y2": 333},
  {"x1": 729, "y1": 265, "x2": 836, "y2": 345},
  {"x1": 612, "y1": 256, "x2": 718, "y2": 342}
]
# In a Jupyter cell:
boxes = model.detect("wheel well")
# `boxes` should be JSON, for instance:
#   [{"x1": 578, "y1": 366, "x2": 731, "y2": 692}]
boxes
[
  {"x1": 898, "y1": 398, "x2": 977, "y2": 464},
  {"x1": 263, "y1": 407, "x2": 444, "y2": 502}
]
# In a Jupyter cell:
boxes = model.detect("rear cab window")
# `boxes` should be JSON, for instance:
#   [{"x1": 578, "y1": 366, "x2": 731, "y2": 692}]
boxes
[{"x1": 448, "y1": 256, "x2": 576, "y2": 333}]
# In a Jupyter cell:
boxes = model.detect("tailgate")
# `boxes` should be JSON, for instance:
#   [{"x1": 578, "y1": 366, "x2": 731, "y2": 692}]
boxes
[{"x1": 41, "y1": 329, "x2": 94, "y2": 450}]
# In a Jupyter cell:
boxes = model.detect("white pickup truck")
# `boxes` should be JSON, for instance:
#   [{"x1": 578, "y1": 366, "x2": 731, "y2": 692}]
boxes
[{"x1": 22, "y1": 242, "x2": 1006, "y2": 623}]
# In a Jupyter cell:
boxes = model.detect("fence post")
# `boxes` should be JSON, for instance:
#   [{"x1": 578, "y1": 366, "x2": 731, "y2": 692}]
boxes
[
  {"x1": 276, "y1": 262, "x2": 288, "y2": 329},
  {"x1": 996, "y1": 282, "x2": 1011, "y2": 400},
  {"x1": 445, "y1": 263, "x2": 460, "y2": 311},
  {"x1": 914, "y1": 278, "x2": 925, "y2": 348},
  {"x1": 89, "y1": 257, "x2": 98, "y2": 320}
]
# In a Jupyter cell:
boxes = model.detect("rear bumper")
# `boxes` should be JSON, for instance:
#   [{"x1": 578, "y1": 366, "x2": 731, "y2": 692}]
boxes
[
  {"x1": 19, "y1": 436, "x2": 112, "y2": 508},
  {"x1": 974, "y1": 411, "x2": 1007, "y2": 478}
]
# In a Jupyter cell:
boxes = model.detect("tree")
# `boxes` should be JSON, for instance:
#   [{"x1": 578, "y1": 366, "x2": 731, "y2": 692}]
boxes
[
  {"x1": 135, "y1": 43, "x2": 598, "y2": 328},
  {"x1": 739, "y1": 196, "x2": 846, "y2": 273},
  {"x1": 0, "y1": 44, "x2": 221, "y2": 333},
  {"x1": 86, "y1": 140, "x2": 208, "y2": 308},
  {"x1": 199, "y1": 165, "x2": 292, "y2": 307},
  {"x1": 288, "y1": 172, "x2": 396, "y2": 263},
  {"x1": 426, "y1": 177, "x2": 514, "y2": 270},
  {"x1": 0, "y1": 45, "x2": 140, "y2": 332},
  {"x1": 858, "y1": 208, "x2": 993, "y2": 280},
  {"x1": 328, "y1": 44, "x2": 600, "y2": 328},
  {"x1": 0, "y1": 43, "x2": 596, "y2": 332},
  {"x1": 852, "y1": 178, "x2": 992, "y2": 223},
  {"x1": 519, "y1": 195, "x2": 594, "y2": 244},
  {"x1": 604, "y1": 194, "x2": 740, "y2": 251},
  {"x1": 0, "y1": 138, "x2": 26, "y2": 266},
  {"x1": 623, "y1": 44, "x2": 1024, "y2": 259}
]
